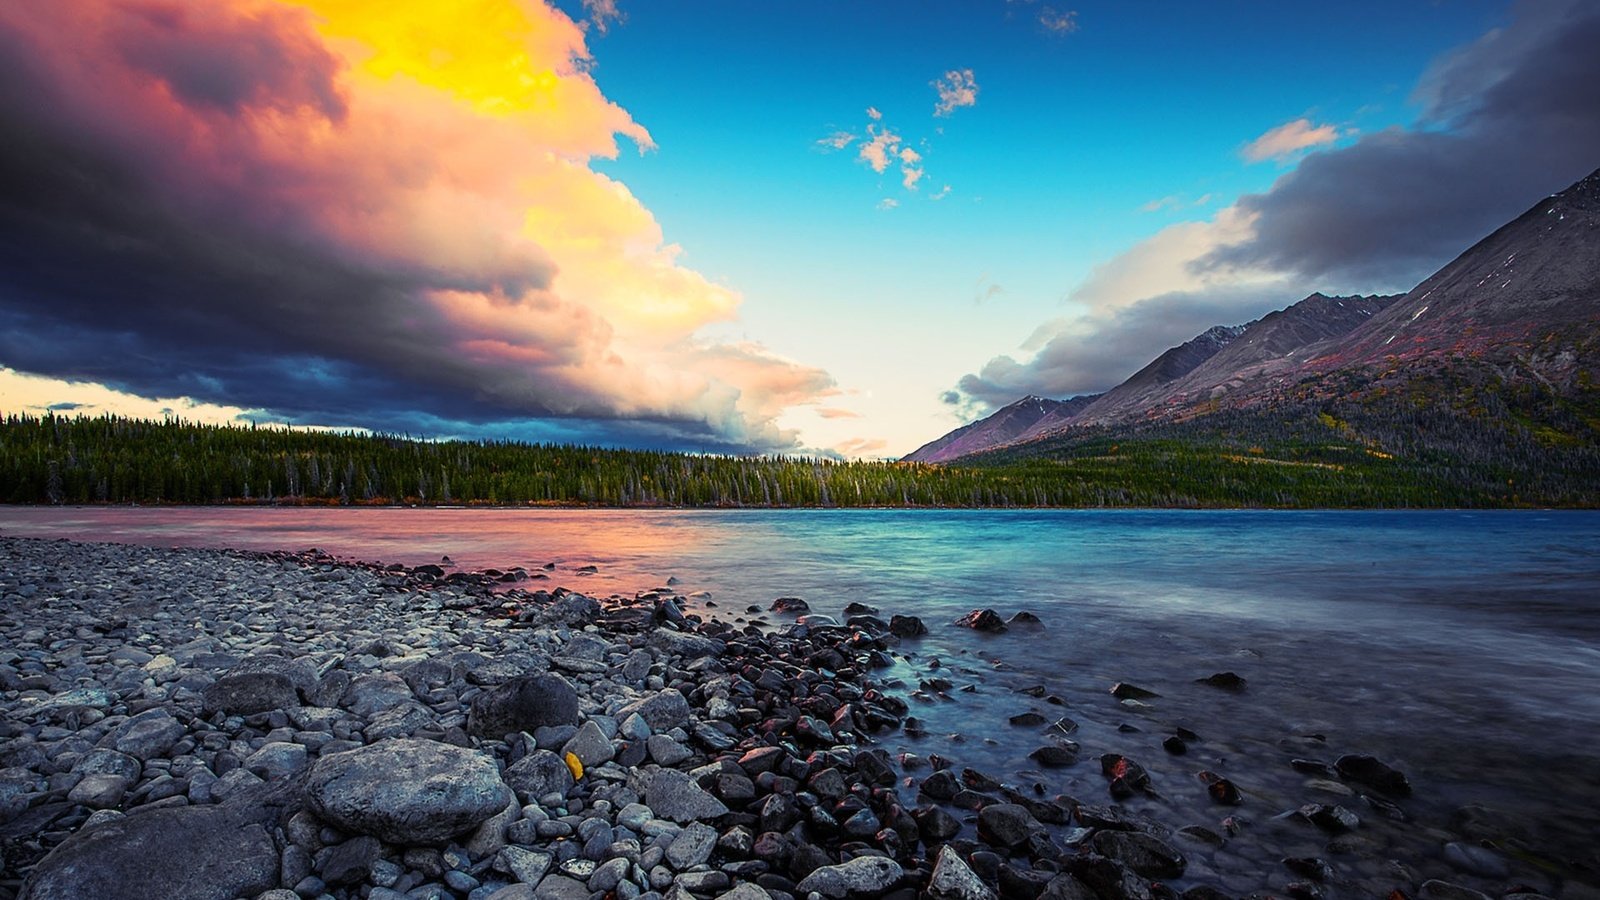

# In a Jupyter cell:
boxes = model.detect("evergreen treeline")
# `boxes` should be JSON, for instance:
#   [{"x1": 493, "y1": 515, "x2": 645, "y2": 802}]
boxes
[{"x1": 2, "y1": 380, "x2": 1596, "y2": 509}]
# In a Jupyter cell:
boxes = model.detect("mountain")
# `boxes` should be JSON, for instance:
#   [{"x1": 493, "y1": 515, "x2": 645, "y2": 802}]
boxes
[
  {"x1": 906, "y1": 166, "x2": 1600, "y2": 504},
  {"x1": 1061, "y1": 322, "x2": 1249, "y2": 427},
  {"x1": 902, "y1": 394, "x2": 1097, "y2": 463},
  {"x1": 1073, "y1": 293, "x2": 1398, "y2": 425}
]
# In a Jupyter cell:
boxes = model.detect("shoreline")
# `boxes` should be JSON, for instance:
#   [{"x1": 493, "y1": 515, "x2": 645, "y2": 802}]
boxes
[{"x1": 0, "y1": 536, "x2": 1590, "y2": 900}]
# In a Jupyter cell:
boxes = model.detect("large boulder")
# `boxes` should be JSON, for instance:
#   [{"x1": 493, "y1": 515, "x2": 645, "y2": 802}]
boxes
[
  {"x1": 467, "y1": 673, "x2": 579, "y2": 740},
  {"x1": 20, "y1": 804, "x2": 279, "y2": 900},
  {"x1": 305, "y1": 739, "x2": 511, "y2": 844}
]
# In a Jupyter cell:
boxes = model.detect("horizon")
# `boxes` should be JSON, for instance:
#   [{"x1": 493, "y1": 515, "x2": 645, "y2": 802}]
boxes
[{"x1": 1, "y1": 1, "x2": 1597, "y2": 459}]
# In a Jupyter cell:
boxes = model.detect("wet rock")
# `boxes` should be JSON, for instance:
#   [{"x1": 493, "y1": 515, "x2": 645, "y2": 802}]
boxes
[
  {"x1": 794, "y1": 854, "x2": 903, "y2": 898},
  {"x1": 1299, "y1": 803, "x2": 1359, "y2": 833},
  {"x1": 914, "y1": 805, "x2": 962, "y2": 842},
  {"x1": 1334, "y1": 754, "x2": 1411, "y2": 797},
  {"x1": 467, "y1": 672, "x2": 580, "y2": 739},
  {"x1": 647, "y1": 769, "x2": 729, "y2": 823},
  {"x1": 1419, "y1": 880, "x2": 1494, "y2": 900},
  {"x1": 921, "y1": 769, "x2": 962, "y2": 801},
  {"x1": 889, "y1": 615, "x2": 928, "y2": 637},
  {"x1": 1007, "y1": 611, "x2": 1045, "y2": 628},
  {"x1": 977, "y1": 803, "x2": 1043, "y2": 849},
  {"x1": 770, "y1": 597, "x2": 810, "y2": 613},
  {"x1": 1040, "y1": 873, "x2": 1101, "y2": 900},
  {"x1": 955, "y1": 609, "x2": 1008, "y2": 632},
  {"x1": 928, "y1": 845, "x2": 999, "y2": 900},
  {"x1": 1162, "y1": 736, "x2": 1188, "y2": 755},
  {"x1": 1282, "y1": 857, "x2": 1333, "y2": 882},
  {"x1": 1010, "y1": 712, "x2": 1048, "y2": 727},
  {"x1": 1195, "y1": 672, "x2": 1246, "y2": 690},
  {"x1": 1109, "y1": 682, "x2": 1159, "y2": 700},
  {"x1": 1093, "y1": 831, "x2": 1186, "y2": 879},
  {"x1": 1029, "y1": 744, "x2": 1079, "y2": 767},
  {"x1": 305, "y1": 738, "x2": 512, "y2": 843},
  {"x1": 502, "y1": 750, "x2": 575, "y2": 801},
  {"x1": 1442, "y1": 842, "x2": 1509, "y2": 878},
  {"x1": 20, "y1": 803, "x2": 279, "y2": 900},
  {"x1": 1099, "y1": 754, "x2": 1150, "y2": 798},
  {"x1": 1196, "y1": 772, "x2": 1241, "y2": 805}
]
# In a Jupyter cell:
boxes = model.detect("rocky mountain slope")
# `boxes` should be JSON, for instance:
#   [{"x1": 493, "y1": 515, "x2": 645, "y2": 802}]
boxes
[{"x1": 903, "y1": 394, "x2": 1096, "y2": 463}]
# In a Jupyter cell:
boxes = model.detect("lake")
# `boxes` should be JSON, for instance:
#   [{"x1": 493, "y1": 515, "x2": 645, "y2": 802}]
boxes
[{"x1": 4, "y1": 506, "x2": 1599, "y2": 893}]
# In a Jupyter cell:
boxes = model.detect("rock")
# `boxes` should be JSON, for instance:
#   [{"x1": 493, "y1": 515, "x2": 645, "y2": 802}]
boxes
[
  {"x1": 305, "y1": 738, "x2": 512, "y2": 843},
  {"x1": 1196, "y1": 771, "x2": 1241, "y2": 805},
  {"x1": 20, "y1": 803, "x2": 279, "y2": 900},
  {"x1": 468, "y1": 673, "x2": 580, "y2": 739},
  {"x1": 1109, "y1": 682, "x2": 1159, "y2": 700},
  {"x1": 502, "y1": 750, "x2": 575, "y2": 801},
  {"x1": 243, "y1": 741, "x2": 309, "y2": 780},
  {"x1": 647, "y1": 769, "x2": 728, "y2": 824},
  {"x1": 666, "y1": 821, "x2": 719, "y2": 869},
  {"x1": 1299, "y1": 803, "x2": 1359, "y2": 833},
  {"x1": 1419, "y1": 881, "x2": 1494, "y2": 900},
  {"x1": 108, "y1": 708, "x2": 185, "y2": 761},
  {"x1": 340, "y1": 673, "x2": 416, "y2": 718},
  {"x1": 955, "y1": 609, "x2": 1007, "y2": 632},
  {"x1": 533, "y1": 874, "x2": 593, "y2": 900},
  {"x1": 1334, "y1": 754, "x2": 1411, "y2": 797},
  {"x1": 914, "y1": 805, "x2": 962, "y2": 842},
  {"x1": 1099, "y1": 754, "x2": 1150, "y2": 798},
  {"x1": 1092, "y1": 831, "x2": 1186, "y2": 879},
  {"x1": 1040, "y1": 874, "x2": 1100, "y2": 900},
  {"x1": 920, "y1": 769, "x2": 961, "y2": 801},
  {"x1": 1010, "y1": 712, "x2": 1048, "y2": 727},
  {"x1": 889, "y1": 615, "x2": 928, "y2": 637},
  {"x1": 1029, "y1": 744, "x2": 1078, "y2": 767},
  {"x1": 562, "y1": 720, "x2": 616, "y2": 767},
  {"x1": 715, "y1": 885, "x2": 774, "y2": 900},
  {"x1": 66, "y1": 774, "x2": 130, "y2": 809},
  {"x1": 928, "y1": 846, "x2": 999, "y2": 900},
  {"x1": 770, "y1": 597, "x2": 810, "y2": 613},
  {"x1": 1007, "y1": 611, "x2": 1044, "y2": 627},
  {"x1": 647, "y1": 629, "x2": 724, "y2": 659},
  {"x1": 616, "y1": 689, "x2": 692, "y2": 732},
  {"x1": 647, "y1": 734, "x2": 692, "y2": 766},
  {"x1": 318, "y1": 835, "x2": 383, "y2": 886},
  {"x1": 1442, "y1": 842, "x2": 1509, "y2": 878},
  {"x1": 203, "y1": 671, "x2": 300, "y2": 715},
  {"x1": 794, "y1": 855, "x2": 904, "y2": 898},
  {"x1": 1196, "y1": 672, "x2": 1246, "y2": 690},
  {"x1": 978, "y1": 803, "x2": 1043, "y2": 848},
  {"x1": 500, "y1": 846, "x2": 554, "y2": 884}
]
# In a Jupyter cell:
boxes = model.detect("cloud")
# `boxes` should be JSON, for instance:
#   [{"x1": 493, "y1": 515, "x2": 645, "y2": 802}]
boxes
[
  {"x1": 1140, "y1": 194, "x2": 1181, "y2": 213},
  {"x1": 0, "y1": 0, "x2": 834, "y2": 453},
  {"x1": 815, "y1": 407, "x2": 861, "y2": 419},
  {"x1": 581, "y1": 0, "x2": 624, "y2": 34},
  {"x1": 858, "y1": 124, "x2": 901, "y2": 173},
  {"x1": 898, "y1": 146, "x2": 924, "y2": 190},
  {"x1": 933, "y1": 69, "x2": 978, "y2": 117},
  {"x1": 1039, "y1": 8, "x2": 1079, "y2": 35},
  {"x1": 1241, "y1": 118, "x2": 1345, "y2": 162},
  {"x1": 817, "y1": 130, "x2": 856, "y2": 151},
  {"x1": 948, "y1": 0, "x2": 1600, "y2": 412},
  {"x1": 877, "y1": 198, "x2": 899, "y2": 210},
  {"x1": 974, "y1": 274, "x2": 1005, "y2": 305},
  {"x1": 931, "y1": 184, "x2": 952, "y2": 200},
  {"x1": 866, "y1": 106, "x2": 882, "y2": 120},
  {"x1": 1205, "y1": 0, "x2": 1600, "y2": 286},
  {"x1": 835, "y1": 437, "x2": 887, "y2": 457}
]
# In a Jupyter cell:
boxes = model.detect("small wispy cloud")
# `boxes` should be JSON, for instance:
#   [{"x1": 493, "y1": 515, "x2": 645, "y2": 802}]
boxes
[
  {"x1": 1038, "y1": 7, "x2": 1078, "y2": 35},
  {"x1": 836, "y1": 436, "x2": 888, "y2": 457},
  {"x1": 581, "y1": 0, "x2": 625, "y2": 34},
  {"x1": 817, "y1": 131, "x2": 857, "y2": 151},
  {"x1": 933, "y1": 69, "x2": 979, "y2": 117},
  {"x1": 974, "y1": 274, "x2": 1004, "y2": 305},
  {"x1": 866, "y1": 106, "x2": 882, "y2": 120},
  {"x1": 877, "y1": 198, "x2": 899, "y2": 210},
  {"x1": 858, "y1": 125, "x2": 901, "y2": 173},
  {"x1": 931, "y1": 185, "x2": 952, "y2": 201},
  {"x1": 815, "y1": 407, "x2": 861, "y2": 419},
  {"x1": 1241, "y1": 117, "x2": 1347, "y2": 162},
  {"x1": 899, "y1": 147, "x2": 924, "y2": 190}
]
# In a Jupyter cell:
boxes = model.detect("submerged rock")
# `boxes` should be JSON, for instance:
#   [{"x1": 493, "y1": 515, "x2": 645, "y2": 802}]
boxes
[
  {"x1": 955, "y1": 609, "x2": 1008, "y2": 632},
  {"x1": 1334, "y1": 754, "x2": 1412, "y2": 797}
]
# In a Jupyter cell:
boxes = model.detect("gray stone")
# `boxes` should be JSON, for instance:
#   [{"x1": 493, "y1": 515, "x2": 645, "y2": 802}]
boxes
[
  {"x1": 928, "y1": 846, "x2": 998, "y2": 900},
  {"x1": 665, "y1": 822, "x2": 718, "y2": 869},
  {"x1": 588, "y1": 857, "x2": 631, "y2": 892},
  {"x1": 794, "y1": 855, "x2": 903, "y2": 898},
  {"x1": 487, "y1": 886, "x2": 536, "y2": 900},
  {"x1": 203, "y1": 671, "x2": 300, "y2": 715},
  {"x1": 318, "y1": 835, "x2": 382, "y2": 886},
  {"x1": 468, "y1": 673, "x2": 580, "y2": 740},
  {"x1": 243, "y1": 741, "x2": 309, "y2": 780},
  {"x1": 341, "y1": 673, "x2": 416, "y2": 718},
  {"x1": 500, "y1": 846, "x2": 554, "y2": 884},
  {"x1": 465, "y1": 797, "x2": 521, "y2": 858},
  {"x1": 364, "y1": 701, "x2": 436, "y2": 741},
  {"x1": 1092, "y1": 830, "x2": 1186, "y2": 879},
  {"x1": 502, "y1": 750, "x2": 575, "y2": 802},
  {"x1": 67, "y1": 774, "x2": 130, "y2": 810},
  {"x1": 305, "y1": 738, "x2": 511, "y2": 843},
  {"x1": 20, "y1": 803, "x2": 278, "y2": 900},
  {"x1": 71, "y1": 749, "x2": 141, "y2": 781},
  {"x1": 646, "y1": 770, "x2": 728, "y2": 824},
  {"x1": 621, "y1": 649, "x2": 653, "y2": 683},
  {"x1": 977, "y1": 803, "x2": 1043, "y2": 849},
  {"x1": 714, "y1": 886, "x2": 773, "y2": 900},
  {"x1": 562, "y1": 720, "x2": 616, "y2": 767},
  {"x1": 646, "y1": 630, "x2": 723, "y2": 660},
  {"x1": 617, "y1": 690, "x2": 691, "y2": 733},
  {"x1": 532, "y1": 874, "x2": 592, "y2": 900},
  {"x1": 108, "y1": 708, "x2": 185, "y2": 761},
  {"x1": 647, "y1": 735, "x2": 691, "y2": 766}
]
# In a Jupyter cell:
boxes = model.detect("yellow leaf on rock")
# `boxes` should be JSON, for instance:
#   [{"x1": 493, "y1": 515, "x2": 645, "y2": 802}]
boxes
[{"x1": 565, "y1": 751, "x2": 583, "y2": 780}]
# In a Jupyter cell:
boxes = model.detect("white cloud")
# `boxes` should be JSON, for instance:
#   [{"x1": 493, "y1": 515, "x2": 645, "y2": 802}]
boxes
[
  {"x1": 933, "y1": 69, "x2": 979, "y2": 117},
  {"x1": 931, "y1": 184, "x2": 952, "y2": 200},
  {"x1": 817, "y1": 130, "x2": 856, "y2": 151},
  {"x1": 1242, "y1": 118, "x2": 1345, "y2": 162},
  {"x1": 898, "y1": 146, "x2": 924, "y2": 190},
  {"x1": 877, "y1": 198, "x2": 899, "y2": 210},
  {"x1": 581, "y1": 0, "x2": 624, "y2": 34},
  {"x1": 858, "y1": 125, "x2": 901, "y2": 174},
  {"x1": 1039, "y1": 7, "x2": 1078, "y2": 35},
  {"x1": 866, "y1": 106, "x2": 882, "y2": 120}
]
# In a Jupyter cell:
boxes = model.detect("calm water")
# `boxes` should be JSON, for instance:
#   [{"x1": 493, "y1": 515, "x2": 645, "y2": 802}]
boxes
[{"x1": 5, "y1": 507, "x2": 1599, "y2": 891}]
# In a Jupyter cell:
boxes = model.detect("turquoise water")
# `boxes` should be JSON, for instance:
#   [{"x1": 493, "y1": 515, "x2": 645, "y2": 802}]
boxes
[{"x1": 5, "y1": 507, "x2": 1599, "y2": 891}]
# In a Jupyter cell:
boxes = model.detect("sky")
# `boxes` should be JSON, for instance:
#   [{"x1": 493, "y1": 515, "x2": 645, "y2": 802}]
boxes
[{"x1": 1, "y1": 0, "x2": 1597, "y2": 458}]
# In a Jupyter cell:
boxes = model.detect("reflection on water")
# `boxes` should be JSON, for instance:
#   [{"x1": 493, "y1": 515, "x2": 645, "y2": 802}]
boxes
[{"x1": 5, "y1": 507, "x2": 1600, "y2": 889}]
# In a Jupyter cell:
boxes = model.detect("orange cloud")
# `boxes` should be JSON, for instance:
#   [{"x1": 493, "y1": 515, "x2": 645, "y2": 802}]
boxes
[
  {"x1": 1242, "y1": 117, "x2": 1345, "y2": 162},
  {"x1": 0, "y1": 0, "x2": 830, "y2": 450}
]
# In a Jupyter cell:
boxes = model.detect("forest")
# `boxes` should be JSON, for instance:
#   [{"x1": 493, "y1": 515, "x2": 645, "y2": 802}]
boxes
[{"x1": 2, "y1": 393, "x2": 1594, "y2": 509}]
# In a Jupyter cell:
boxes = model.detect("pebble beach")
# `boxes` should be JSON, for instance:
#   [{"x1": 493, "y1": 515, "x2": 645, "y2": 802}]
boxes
[{"x1": 0, "y1": 535, "x2": 1591, "y2": 900}]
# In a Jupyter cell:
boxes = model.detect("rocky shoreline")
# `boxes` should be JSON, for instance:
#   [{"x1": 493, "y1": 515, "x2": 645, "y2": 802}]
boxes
[{"x1": 0, "y1": 536, "x2": 1588, "y2": 900}]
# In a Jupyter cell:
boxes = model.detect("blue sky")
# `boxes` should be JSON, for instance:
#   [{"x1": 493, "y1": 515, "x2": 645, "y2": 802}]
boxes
[{"x1": 1, "y1": 0, "x2": 1594, "y2": 456}]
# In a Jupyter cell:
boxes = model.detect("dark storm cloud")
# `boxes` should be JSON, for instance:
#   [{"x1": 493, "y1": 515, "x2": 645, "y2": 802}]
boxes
[{"x1": 1202, "y1": 0, "x2": 1600, "y2": 286}]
